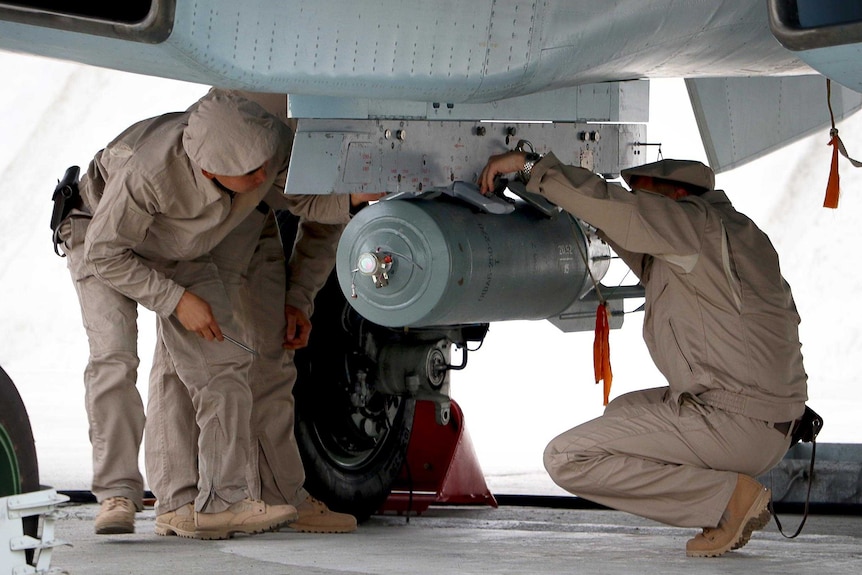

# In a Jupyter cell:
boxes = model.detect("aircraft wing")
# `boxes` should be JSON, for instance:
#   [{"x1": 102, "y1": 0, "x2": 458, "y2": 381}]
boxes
[
  {"x1": 687, "y1": 76, "x2": 862, "y2": 174},
  {"x1": 0, "y1": 0, "x2": 817, "y2": 102},
  {"x1": 3, "y1": 1, "x2": 862, "y2": 175}
]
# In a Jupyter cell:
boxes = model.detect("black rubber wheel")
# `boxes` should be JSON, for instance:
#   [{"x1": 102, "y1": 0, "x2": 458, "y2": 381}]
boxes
[
  {"x1": 0, "y1": 366, "x2": 40, "y2": 561},
  {"x1": 294, "y1": 272, "x2": 414, "y2": 522}
]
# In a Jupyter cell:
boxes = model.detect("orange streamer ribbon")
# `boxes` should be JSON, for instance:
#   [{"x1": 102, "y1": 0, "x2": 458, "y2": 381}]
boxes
[
  {"x1": 823, "y1": 130, "x2": 841, "y2": 209},
  {"x1": 822, "y1": 79, "x2": 862, "y2": 209},
  {"x1": 593, "y1": 302, "x2": 613, "y2": 405}
]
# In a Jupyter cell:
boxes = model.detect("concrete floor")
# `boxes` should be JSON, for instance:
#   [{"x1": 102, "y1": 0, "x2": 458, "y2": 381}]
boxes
[{"x1": 32, "y1": 501, "x2": 862, "y2": 575}]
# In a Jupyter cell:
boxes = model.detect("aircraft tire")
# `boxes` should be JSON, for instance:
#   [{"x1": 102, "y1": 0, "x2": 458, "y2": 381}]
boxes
[
  {"x1": 0, "y1": 366, "x2": 40, "y2": 560},
  {"x1": 293, "y1": 272, "x2": 414, "y2": 522}
]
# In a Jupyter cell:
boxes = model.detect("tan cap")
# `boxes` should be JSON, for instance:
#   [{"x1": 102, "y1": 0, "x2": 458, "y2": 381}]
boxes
[
  {"x1": 182, "y1": 91, "x2": 280, "y2": 176},
  {"x1": 621, "y1": 159, "x2": 715, "y2": 192}
]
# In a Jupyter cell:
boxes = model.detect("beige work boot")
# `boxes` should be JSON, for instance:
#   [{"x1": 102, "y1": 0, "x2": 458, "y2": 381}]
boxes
[
  {"x1": 194, "y1": 498, "x2": 298, "y2": 540},
  {"x1": 94, "y1": 496, "x2": 136, "y2": 534},
  {"x1": 155, "y1": 503, "x2": 196, "y2": 538},
  {"x1": 686, "y1": 474, "x2": 772, "y2": 558},
  {"x1": 287, "y1": 496, "x2": 357, "y2": 533}
]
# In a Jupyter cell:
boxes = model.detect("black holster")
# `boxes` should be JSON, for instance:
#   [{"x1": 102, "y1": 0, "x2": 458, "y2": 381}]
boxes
[
  {"x1": 50, "y1": 165, "x2": 82, "y2": 257},
  {"x1": 790, "y1": 405, "x2": 824, "y2": 446}
]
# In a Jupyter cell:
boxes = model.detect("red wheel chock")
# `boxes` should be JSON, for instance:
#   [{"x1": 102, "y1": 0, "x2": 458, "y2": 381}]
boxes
[{"x1": 378, "y1": 399, "x2": 498, "y2": 515}]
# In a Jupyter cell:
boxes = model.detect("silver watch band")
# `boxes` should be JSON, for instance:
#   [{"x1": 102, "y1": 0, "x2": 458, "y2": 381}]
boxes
[{"x1": 521, "y1": 152, "x2": 543, "y2": 182}]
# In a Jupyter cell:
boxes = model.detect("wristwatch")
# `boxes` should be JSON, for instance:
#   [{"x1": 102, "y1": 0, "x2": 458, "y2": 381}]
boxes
[{"x1": 520, "y1": 152, "x2": 543, "y2": 183}]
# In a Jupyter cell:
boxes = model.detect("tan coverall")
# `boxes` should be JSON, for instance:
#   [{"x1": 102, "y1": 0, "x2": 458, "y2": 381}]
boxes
[
  {"x1": 61, "y1": 90, "x2": 347, "y2": 513},
  {"x1": 146, "y1": 212, "x2": 346, "y2": 513},
  {"x1": 145, "y1": 90, "x2": 350, "y2": 514},
  {"x1": 532, "y1": 153, "x2": 808, "y2": 528}
]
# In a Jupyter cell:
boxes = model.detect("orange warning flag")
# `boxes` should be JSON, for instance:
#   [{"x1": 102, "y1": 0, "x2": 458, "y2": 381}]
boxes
[
  {"x1": 823, "y1": 131, "x2": 841, "y2": 209},
  {"x1": 593, "y1": 303, "x2": 613, "y2": 405}
]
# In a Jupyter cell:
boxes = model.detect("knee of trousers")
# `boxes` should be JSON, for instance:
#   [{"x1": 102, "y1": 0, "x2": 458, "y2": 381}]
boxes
[
  {"x1": 542, "y1": 442, "x2": 566, "y2": 478},
  {"x1": 542, "y1": 436, "x2": 594, "y2": 487}
]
